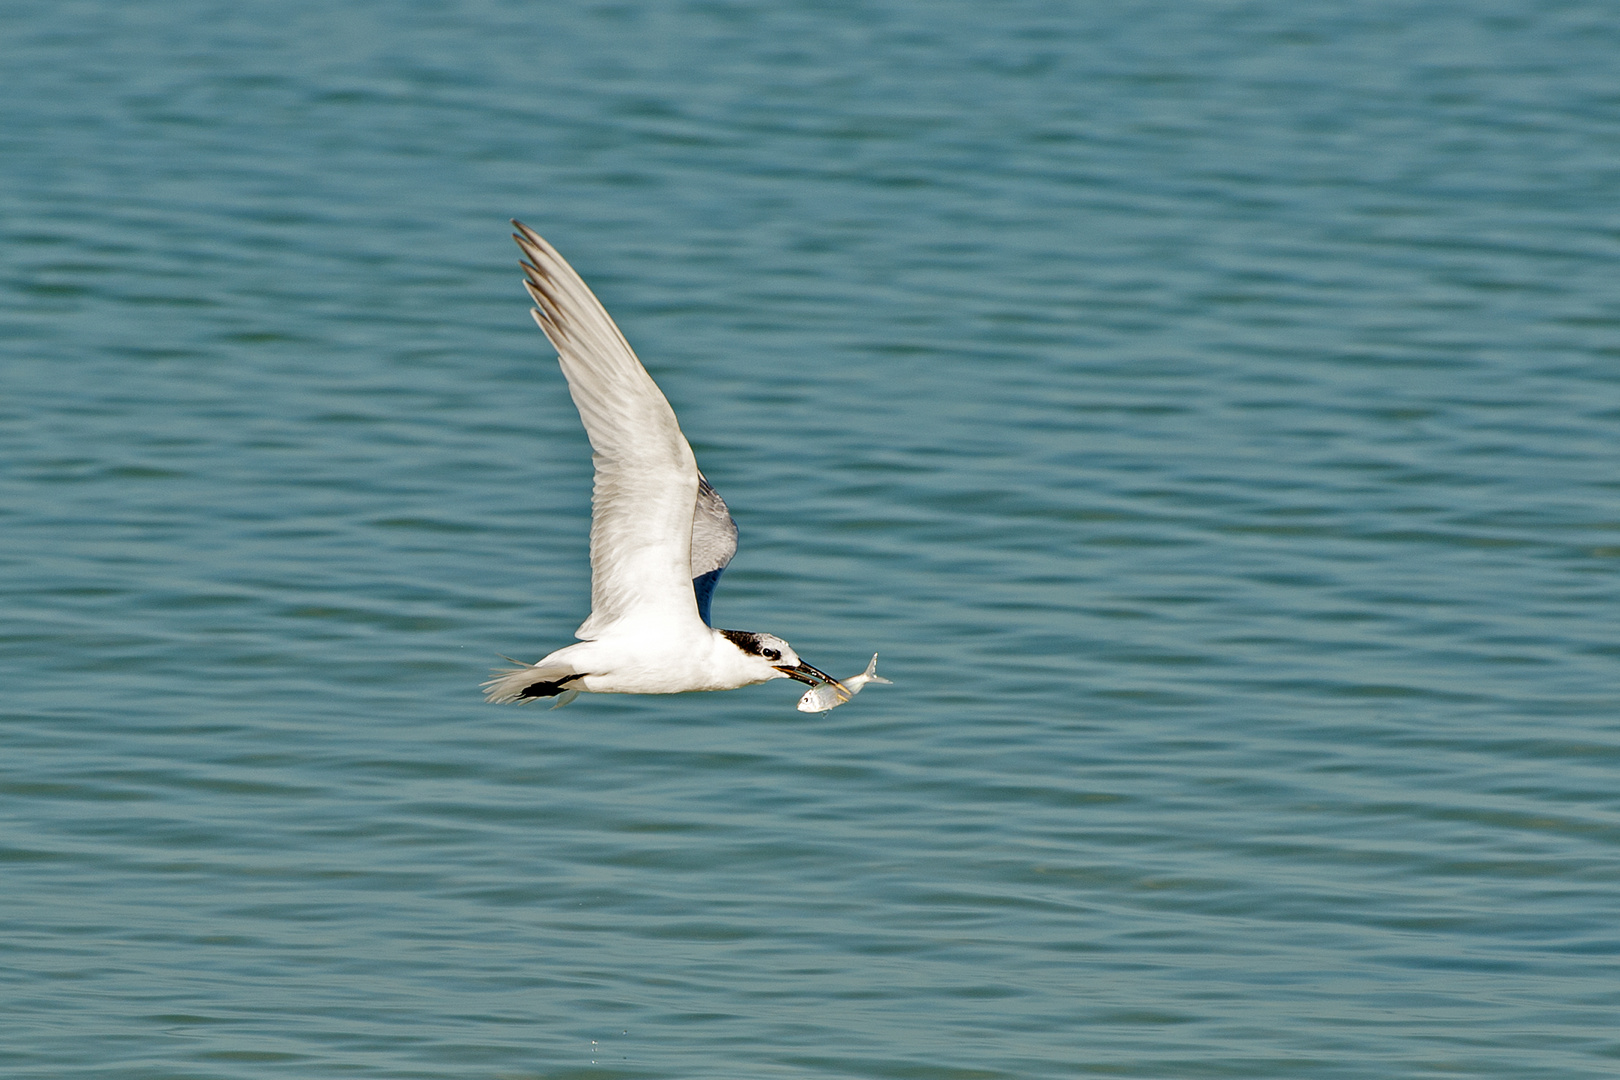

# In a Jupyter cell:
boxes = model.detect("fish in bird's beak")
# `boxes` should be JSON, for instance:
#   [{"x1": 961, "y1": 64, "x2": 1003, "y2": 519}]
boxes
[
  {"x1": 796, "y1": 653, "x2": 891, "y2": 713},
  {"x1": 775, "y1": 660, "x2": 848, "y2": 694}
]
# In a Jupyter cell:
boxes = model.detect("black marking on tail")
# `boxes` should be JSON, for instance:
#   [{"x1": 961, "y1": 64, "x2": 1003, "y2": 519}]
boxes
[{"x1": 518, "y1": 675, "x2": 586, "y2": 700}]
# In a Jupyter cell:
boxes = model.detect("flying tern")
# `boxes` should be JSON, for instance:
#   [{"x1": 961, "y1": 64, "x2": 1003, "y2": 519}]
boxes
[{"x1": 483, "y1": 222, "x2": 846, "y2": 708}]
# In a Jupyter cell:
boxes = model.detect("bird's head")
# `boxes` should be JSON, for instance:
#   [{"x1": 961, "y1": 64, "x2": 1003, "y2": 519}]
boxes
[{"x1": 718, "y1": 629, "x2": 846, "y2": 691}]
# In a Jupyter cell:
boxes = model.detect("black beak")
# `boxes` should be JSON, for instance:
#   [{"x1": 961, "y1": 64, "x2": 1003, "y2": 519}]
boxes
[{"x1": 775, "y1": 661, "x2": 848, "y2": 693}]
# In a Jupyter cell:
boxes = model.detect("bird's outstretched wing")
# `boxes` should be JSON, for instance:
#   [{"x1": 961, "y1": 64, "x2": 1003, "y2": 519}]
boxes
[{"x1": 513, "y1": 221, "x2": 711, "y2": 640}]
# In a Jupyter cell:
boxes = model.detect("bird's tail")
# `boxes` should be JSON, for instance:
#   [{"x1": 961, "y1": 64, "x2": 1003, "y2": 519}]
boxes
[{"x1": 482, "y1": 658, "x2": 586, "y2": 707}]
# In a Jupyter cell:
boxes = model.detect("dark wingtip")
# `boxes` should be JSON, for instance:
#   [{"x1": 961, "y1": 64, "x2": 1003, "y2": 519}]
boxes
[{"x1": 511, "y1": 219, "x2": 543, "y2": 247}]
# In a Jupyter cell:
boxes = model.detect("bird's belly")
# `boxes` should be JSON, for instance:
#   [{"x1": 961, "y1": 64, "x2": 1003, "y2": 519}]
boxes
[
  {"x1": 567, "y1": 621, "x2": 775, "y2": 696},
  {"x1": 579, "y1": 666, "x2": 762, "y2": 695}
]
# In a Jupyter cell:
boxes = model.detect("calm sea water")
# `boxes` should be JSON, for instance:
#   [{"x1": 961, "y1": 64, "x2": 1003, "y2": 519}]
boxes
[{"x1": 4, "y1": 1, "x2": 1618, "y2": 1076}]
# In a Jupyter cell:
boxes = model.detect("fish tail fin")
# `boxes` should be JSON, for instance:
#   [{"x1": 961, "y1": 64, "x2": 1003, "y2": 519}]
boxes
[{"x1": 863, "y1": 653, "x2": 893, "y2": 685}]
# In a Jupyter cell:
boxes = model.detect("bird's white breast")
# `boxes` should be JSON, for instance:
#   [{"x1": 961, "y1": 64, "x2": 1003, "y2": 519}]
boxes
[{"x1": 574, "y1": 625, "x2": 775, "y2": 695}]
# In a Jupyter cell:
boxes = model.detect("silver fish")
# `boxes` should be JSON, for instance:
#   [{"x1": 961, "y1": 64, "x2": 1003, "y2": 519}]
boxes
[{"x1": 796, "y1": 653, "x2": 892, "y2": 713}]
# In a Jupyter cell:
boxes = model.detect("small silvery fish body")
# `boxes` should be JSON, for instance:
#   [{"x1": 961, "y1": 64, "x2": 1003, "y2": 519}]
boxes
[{"x1": 796, "y1": 653, "x2": 892, "y2": 713}]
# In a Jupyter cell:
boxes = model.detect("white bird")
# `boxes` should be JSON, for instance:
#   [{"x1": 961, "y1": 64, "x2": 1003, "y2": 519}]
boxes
[{"x1": 483, "y1": 222, "x2": 845, "y2": 708}]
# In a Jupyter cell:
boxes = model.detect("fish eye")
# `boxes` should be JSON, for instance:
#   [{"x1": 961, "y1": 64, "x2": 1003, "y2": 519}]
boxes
[{"x1": 762, "y1": 648, "x2": 781, "y2": 661}]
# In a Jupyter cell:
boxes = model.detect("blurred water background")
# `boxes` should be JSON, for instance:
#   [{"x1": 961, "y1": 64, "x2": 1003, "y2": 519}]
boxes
[{"x1": 4, "y1": 1, "x2": 1619, "y2": 1076}]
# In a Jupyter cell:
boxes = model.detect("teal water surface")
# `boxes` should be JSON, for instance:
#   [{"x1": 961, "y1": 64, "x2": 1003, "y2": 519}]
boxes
[{"x1": 4, "y1": 1, "x2": 1619, "y2": 1077}]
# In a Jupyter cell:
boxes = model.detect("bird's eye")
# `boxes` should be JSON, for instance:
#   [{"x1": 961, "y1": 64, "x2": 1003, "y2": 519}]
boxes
[{"x1": 762, "y1": 648, "x2": 781, "y2": 661}]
